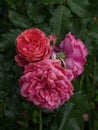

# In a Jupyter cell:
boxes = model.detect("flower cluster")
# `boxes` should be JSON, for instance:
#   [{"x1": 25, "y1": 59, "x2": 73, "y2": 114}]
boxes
[{"x1": 15, "y1": 28, "x2": 88, "y2": 110}]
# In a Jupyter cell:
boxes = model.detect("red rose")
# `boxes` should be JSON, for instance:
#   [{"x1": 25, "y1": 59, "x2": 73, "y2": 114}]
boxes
[{"x1": 15, "y1": 28, "x2": 51, "y2": 66}]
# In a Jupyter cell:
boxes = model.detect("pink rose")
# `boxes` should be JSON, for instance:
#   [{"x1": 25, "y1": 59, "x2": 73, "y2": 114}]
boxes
[
  {"x1": 52, "y1": 33, "x2": 88, "y2": 78},
  {"x1": 19, "y1": 60, "x2": 74, "y2": 110},
  {"x1": 15, "y1": 28, "x2": 51, "y2": 66}
]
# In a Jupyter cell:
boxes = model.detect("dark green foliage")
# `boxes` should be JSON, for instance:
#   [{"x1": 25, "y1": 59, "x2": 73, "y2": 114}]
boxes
[
  {"x1": 50, "y1": 5, "x2": 73, "y2": 42},
  {"x1": 0, "y1": 0, "x2": 98, "y2": 130}
]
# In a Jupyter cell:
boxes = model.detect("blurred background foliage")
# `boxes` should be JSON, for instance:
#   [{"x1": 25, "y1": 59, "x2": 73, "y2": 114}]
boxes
[{"x1": 0, "y1": 0, "x2": 98, "y2": 130}]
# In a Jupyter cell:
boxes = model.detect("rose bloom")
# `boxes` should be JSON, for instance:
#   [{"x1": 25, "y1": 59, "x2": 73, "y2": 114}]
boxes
[
  {"x1": 19, "y1": 60, "x2": 74, "y2": 110},
  {"x1": 15, "y1": 28, "x2": 51, "y2": 66},
  {"x1": 52, "y1": 33, "x2": 88, "y2": 78},
  {"x1": 48, "y1": 34, "x2": 57, "y2": 45}
]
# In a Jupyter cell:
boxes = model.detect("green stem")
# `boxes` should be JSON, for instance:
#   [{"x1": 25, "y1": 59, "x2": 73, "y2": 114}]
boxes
[{"x1": 39, "y1": 110, "x2": 42, "y2": 130}]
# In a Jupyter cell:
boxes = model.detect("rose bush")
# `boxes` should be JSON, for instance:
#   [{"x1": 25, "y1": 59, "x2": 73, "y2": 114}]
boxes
[
  {"x1": 15, "y1": 28, "x2": 51, "y2": 66},
  {"x1": 52, "y1": 33, "x2": 88, "y2": 78},
  {"x1": 19, "y1": 59, "x2": 74, "y2": 110},
  {"x1": 1, "y1": 0, "x2": 98, "y2": 129}
]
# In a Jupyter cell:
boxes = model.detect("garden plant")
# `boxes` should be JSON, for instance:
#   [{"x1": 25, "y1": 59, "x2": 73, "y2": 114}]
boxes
[{"x1": 0, "y1": 0, "x2": 98, "y2": 130}]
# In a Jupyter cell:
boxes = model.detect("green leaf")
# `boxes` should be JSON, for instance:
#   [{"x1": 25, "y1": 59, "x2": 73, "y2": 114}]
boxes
[
  {"x1": 71, "y1": 91, "x2": 89, "y2": 113},
  {"x1": 71, "y1": 0, "x2": 89, "y2": 8},
  {"x1": 35, "y1": 23, "x2": 51, "y2": 35},
  {"x1": 9, "y1": 10, "x2": 31, "y2": 28},
  {"x1": 94, "y1": 120, "x2": 98, "y2": 130},
  {"x1": 58, "y1": 103, "x2": 74, "y2": 130},
  {"x1": 27, "y1": 4, "x2": 45, "y2": 24},
  {"x1": 0, "y1": 29, "x2": 22, "y2": 52},
  {"x1": 50, "y1": 5, "x2": 64, "y2": 36},
  {"x1": 88, "y1": 22, "x2": 98, "y2": 40},
  {"x1": 66, "y1": 118, "x2": 80, "y2": 130},
  {"x1": 67, "y1": 0, "x2": 89, "y2": 17},
  {"x1": 6, "y1": 0, "x2": 16, "y2": 9},
  {"x1": 40, "y1": 0, "x2": 66, "y2": 4},
  {"x1": 50, "y1": 5, "x2": 72, "y2": 42}
]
